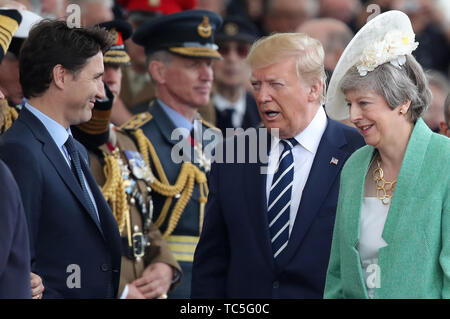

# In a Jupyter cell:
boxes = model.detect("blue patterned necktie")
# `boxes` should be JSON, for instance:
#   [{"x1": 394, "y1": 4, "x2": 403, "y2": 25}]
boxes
[
  {"x1": 64, "y1": 135, "x2": 98, "y2": 222},
  {"x1": 268, "y1": 138, "x2": 298, "y2": 259}
]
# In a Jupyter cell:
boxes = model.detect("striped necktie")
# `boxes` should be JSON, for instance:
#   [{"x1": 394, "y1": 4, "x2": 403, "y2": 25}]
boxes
[
  {"x1": 64, "y1": 135, "x2": 99, "y2": 223},
  {"x1": 268, "y1": 138, "x2": 297, "y2": 259}
]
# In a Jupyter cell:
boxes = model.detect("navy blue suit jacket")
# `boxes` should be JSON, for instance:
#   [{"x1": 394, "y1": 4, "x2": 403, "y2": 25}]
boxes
[
  {"x1": 191, "y1": 118, "x2": 365, "y2": 298},
  {"x1": 0, "y1": 108, "x2": 122, "y2": 298},
  {"x1": 0, "y1": 160, "x2": 31, "y2": 298}
]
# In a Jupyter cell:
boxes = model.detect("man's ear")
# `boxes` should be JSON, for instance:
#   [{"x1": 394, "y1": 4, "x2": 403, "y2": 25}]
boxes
[
  {"x1": 52, "y1": 64, "x2": 67, "y2": 90},
  {"x1": 308, "y1": 79, "x2": 323, "y2": 103},
  {"x1": 148, "y1": 60, "x2": 166, "y2": 85}
]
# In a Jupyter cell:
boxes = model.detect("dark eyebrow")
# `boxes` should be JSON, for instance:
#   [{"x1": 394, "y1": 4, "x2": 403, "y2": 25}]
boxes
[{"x1": 94, "y1": 71, "x2": 104, "y2": 79}]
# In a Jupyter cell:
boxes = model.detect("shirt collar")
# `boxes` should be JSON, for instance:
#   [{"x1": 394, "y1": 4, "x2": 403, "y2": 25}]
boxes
[
  {"x1": 25, "y1": 102, "x2": 70, "y2": 148},
  {"x1": 213, "y1": 89, "x2": 246, "y2": 116},
  {"x1": 158, "y1": 99, "x2": 195, "y2": 138},
  {"x1": 271, "y1": 106, "x2": 328, "y2": 154}
]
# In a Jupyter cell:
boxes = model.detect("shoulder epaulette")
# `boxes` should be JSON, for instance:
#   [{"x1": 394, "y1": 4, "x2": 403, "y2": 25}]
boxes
[{"x1": 120, "y1": 112, "x2": 153, "y2": 131}]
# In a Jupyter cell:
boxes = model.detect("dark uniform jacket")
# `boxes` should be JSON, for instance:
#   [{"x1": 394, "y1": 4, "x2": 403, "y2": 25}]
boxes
[{"x1": 122, "y1": 100, "x2": 218, "y2": 298}]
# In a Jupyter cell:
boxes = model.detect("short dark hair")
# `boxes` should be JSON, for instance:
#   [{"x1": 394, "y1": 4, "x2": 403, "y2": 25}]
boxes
[{"x1": 20, "y1": 20, "x2": 112, "y2": 98}]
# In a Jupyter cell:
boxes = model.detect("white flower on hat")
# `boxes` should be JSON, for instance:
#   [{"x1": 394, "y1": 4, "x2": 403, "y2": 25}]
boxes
[{"x1": 356, "y1": 30, "x2": 418, "y2": 76}]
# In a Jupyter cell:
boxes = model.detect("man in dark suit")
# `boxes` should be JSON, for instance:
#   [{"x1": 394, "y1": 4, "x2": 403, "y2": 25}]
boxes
[
  {"x1": 212, "y1": 16, "x2": 261, "y2": 135},
  {"x1": 0, "y1": 20, "x2": 122, "y2": 298},
  {"x1": 191, "y1": 32, "x2": 365, "y2": 298}
]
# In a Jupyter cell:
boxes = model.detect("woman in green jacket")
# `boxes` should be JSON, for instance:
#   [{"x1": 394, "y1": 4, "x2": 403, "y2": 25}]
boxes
[{"x1": 324, "y1": 11, "x2": 450, "y2": 299}]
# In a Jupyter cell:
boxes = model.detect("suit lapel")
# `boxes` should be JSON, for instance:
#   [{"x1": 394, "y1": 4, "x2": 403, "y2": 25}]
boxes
[
  {"x1": 19, "y1": 109, "x2": 105, "y2": 238},
  {"x1": 277, "y1": 120, "x2": 351, "y2": 267},
  {"x1": 381, "y1": 119, "x2": 432, "y2": 244},
  {"x1": 244, "y1": 130, "x2": 275, "y2": 270}
]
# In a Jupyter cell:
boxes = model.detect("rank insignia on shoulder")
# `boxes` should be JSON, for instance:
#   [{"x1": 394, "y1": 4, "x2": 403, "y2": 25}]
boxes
[
  {"x1": 120, "y1": 112, "x2": 153, "y2": 131},
  {"x1": 124, "y1": 150, "x2": 154, "y2": 183}
]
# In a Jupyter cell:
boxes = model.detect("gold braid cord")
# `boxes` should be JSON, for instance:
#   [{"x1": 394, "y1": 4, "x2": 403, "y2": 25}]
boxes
[
  {"x1": 101, "y1": 154, "x2": 129, "y2": 233},
  {"x1": 0, "y1": 102, "x2": 18, "y2": 134},
  {"x1": 133, "y1": 129, "x2": 208, "y2": 238}
]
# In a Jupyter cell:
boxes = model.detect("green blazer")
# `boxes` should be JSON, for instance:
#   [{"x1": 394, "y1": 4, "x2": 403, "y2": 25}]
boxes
[{"x1": 324, "y1": 119, "x2": 450, "y2": 299}]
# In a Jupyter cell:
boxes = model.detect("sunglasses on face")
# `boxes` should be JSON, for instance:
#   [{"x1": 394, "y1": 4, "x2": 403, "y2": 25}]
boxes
[{"x1": 218, "y1": 42, "x2": 251, "y2": 58}]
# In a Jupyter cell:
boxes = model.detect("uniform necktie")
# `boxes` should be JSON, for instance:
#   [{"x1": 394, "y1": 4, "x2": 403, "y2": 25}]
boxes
[
  {"x1": 267, "y1": 138, "x2": 297, "y2": 259},
  {"x1": 64, "y1": 135, "x2": 98, "y2": 222}
]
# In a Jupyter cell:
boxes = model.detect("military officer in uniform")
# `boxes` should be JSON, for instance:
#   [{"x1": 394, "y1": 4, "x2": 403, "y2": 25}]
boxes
[
  {"x1": 0, "y1": 9, "x2": 41, "y2": 134},
  {"x1": 72, "y1": 20, "x2": 182, "y2": 299},
  {"x1": 120, "y1": 10, "x2": 222, "y2": 298}
]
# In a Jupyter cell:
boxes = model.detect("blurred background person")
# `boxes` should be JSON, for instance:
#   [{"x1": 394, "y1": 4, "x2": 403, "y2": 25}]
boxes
[
  {"x1": 297, "y1": 17, "x2": 355, "y2": 128},
  {"x1": 212, "y1": 16, "x2": 261, "y2": 135},
  {"x1": 440, "y1": 93, "x2": 450, "y2": 137},
  {"x1": 226, "y1": 0, "x2": 266, "y2": 36},
  {"x1": 0, "y1": 9, "x2": 41, "y2": 134},
  {"x1": 27, "y1": 0, "x2": 68, "y2": 19},
  {"x1": 318, "y1": 0, "x2": 361, "y2": 32},
  {"x1": 422, "y1": 70, "x2": 450, "y2": 133},
  {"x1": 69, "y1": 0, "x2": 114, "y2": 26},
  {"x1": 196, "y1": 0, "x2": 225, "y2": 16},
  {"x1": 0, "y1": 9, "x2": 40, "y2": 109},
  {"x1": 262, "y1": 0, "x2": 318, "y2": 34},
  {"x1": 117, "y1": 0, "x2": 196, "y2": 15},
  {"x1": 119, "y1": 10, "x2": 160, "y2": 118},
  {"x1": 297, "y1": 18, "x2": 354, "y2": 78}
]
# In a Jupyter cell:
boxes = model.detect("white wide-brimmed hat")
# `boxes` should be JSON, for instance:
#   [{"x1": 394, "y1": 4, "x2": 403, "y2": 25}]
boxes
[{"x1": 325, "y1": 10, "x2": 418, "y2": 120}]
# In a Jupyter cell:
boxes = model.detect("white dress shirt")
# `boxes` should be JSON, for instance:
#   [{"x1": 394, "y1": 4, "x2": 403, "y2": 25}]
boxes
[{"x1": 265, "y1": 106, "x2": 327, "y2": 235}]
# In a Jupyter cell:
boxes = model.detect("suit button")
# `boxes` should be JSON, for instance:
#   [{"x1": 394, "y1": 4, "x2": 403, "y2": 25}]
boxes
[
  {"x1": 101, "y1": 264, "x2": 110, "y2": 272},
  {"x1": 273, "y1": 281, "x2": 279, "y2": 289}
]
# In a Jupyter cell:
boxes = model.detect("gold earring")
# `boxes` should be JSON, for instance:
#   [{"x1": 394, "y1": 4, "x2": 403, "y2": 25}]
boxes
[{"x1": 399, "y1": 109, "x2": 404, "y2": 115}]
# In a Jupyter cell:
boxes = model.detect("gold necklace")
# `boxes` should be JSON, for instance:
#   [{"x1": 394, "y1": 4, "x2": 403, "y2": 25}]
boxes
[{"x1": 372, "y1": 159, "x2": 397, "y2": 205}]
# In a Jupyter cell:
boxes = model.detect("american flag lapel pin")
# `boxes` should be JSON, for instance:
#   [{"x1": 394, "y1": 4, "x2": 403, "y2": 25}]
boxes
[{"x1": 330, "y1": 157, "x2": 339, "y2": 165}]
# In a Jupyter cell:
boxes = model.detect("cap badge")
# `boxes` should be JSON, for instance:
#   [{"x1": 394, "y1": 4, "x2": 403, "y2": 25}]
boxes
[
  {"x1": 198, "y1": 16, "x2": 212, "y2": 38},
  {"x1": 110, "y1": 28, "x2": 118, "y2": 43},
  {"x1": 224, "y1": 22, "x2": 238, "y2": 36},
  {"x1": 149, "y1": 0, "x2": 160, "y2": 6}
]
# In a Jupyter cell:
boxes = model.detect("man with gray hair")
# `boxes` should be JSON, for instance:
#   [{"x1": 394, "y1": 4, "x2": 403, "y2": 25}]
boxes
[
  {"x1": 191, "y1": 32, "x2": 364, "y2": 298},
  {"x1": 118, "y1": 10, "x2": 223, "y2": 299}
]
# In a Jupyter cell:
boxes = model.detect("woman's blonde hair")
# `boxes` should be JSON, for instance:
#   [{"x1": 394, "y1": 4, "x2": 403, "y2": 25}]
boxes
[{"x1": 246, "y1": 32, "x2": 327, "y2": 104}]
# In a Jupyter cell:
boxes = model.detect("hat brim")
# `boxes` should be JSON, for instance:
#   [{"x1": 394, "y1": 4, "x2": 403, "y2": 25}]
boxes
[
  {"x1": 325, "y1": 10, "x2": 415, "y2": 120},
  {"x1": 169, "y1": 47, "x2": 222, "y2": 59},
  {"x1": 104, "y1": 50, "x2": 131, "y2": 65}
]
